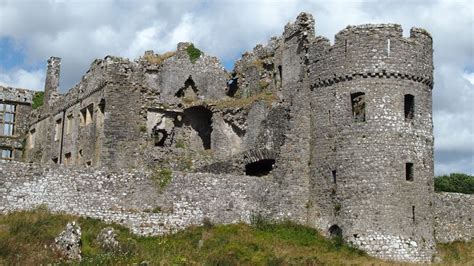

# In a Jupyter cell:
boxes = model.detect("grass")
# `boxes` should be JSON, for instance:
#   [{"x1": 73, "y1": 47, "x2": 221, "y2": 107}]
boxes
[
  {"x1": 0, "y1": 208, "x2": 473, "y2": 265},
  {"x1": 143, "y1": 51, "x2": 176, "y2": 65},
  {"x1": 151, "y1": 168, "x2": 173, "y2": 189},
  {"x1": 437, "y1": 241, "x2": 474, "y2": 265}
]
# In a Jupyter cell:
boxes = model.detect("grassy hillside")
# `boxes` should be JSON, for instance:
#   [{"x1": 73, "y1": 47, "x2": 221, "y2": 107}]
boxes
[{"x1": 0, "y1": 207, "x2": 472, "y2": 265}]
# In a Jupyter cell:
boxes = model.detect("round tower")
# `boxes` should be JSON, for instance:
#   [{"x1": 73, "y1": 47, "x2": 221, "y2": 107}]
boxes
[{"x1": 309, "y1": 24, "x2": 435, "y2": 262}]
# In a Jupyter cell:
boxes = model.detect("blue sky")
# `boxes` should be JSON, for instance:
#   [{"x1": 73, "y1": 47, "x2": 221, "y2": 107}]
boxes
[{"x1": 0, "y1": 0, "x2": 473, "y2": 175}]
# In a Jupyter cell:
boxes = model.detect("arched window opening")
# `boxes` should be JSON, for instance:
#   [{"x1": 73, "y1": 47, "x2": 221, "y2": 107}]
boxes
[
  {"x1": 245, "y1": 159, "x2": 275, "y2": 176},
  {"x1": 329, "y1": 224, "x2": 343, "y2": 238},
  {"x1": 351, "y1": 92, "x2": 366, "y2": 122}
]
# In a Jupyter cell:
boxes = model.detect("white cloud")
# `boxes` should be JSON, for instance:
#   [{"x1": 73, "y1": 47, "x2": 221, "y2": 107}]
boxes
[{"x1": 0, "y1": 69, "x2": 45, "y2": 91}]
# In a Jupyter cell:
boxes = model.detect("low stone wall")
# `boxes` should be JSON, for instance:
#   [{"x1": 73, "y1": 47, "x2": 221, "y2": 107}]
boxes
[
  {"x1": 0, "y1": 161, "x2": 277, "y2": 235},
  {"x1": 434, "y1": 192, "x2": 474, "y2": 243}
]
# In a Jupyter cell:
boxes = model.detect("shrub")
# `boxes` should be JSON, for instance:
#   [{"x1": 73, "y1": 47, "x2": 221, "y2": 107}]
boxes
[
  {"x1": 186, "y1": 44, "x2": 202, "y2": 63},
  {"x1": 435, "y1": 173, "x2": 474, "y2": 194},
  {"x1": 32, "y1": 91, "x2": 44, "y2": 109}
]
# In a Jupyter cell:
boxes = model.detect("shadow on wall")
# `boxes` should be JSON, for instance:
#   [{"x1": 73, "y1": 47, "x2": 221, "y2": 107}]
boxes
[{"x1": 183, "y1": 106, "x2": 213, "y2": 150}]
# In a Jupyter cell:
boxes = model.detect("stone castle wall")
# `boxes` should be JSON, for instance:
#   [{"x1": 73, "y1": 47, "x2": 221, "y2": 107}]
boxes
[
  {"x1": 0, "y1": 161, "x2": 279, "y2": 235},
  {"x1": 434, "y1": 192, "x2": 474, "y2": 243},
  {"x1": 1, "y1": 161, "x2": 472, "y2": 253}
]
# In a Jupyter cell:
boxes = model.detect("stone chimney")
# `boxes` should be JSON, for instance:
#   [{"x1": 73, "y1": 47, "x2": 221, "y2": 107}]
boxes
[{"x1": 44, "y1": 56, "x2": 61, "y2": 106}]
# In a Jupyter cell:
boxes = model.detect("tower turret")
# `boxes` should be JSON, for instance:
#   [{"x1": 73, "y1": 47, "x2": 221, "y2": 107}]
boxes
[{"x1": 308, "y1": 24, "x2": 435, "y2": 262}]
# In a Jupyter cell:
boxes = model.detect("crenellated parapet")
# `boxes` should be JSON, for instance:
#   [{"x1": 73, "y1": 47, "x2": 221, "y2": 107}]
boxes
[{"x1": 310, "y1": 24, "x2": 433, "y2": 89}]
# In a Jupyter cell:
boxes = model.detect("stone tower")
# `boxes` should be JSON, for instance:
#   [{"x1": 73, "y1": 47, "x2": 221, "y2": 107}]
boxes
[
  {"x1": 308, "y1": 25, "x2": 435, "y2": 262},
  {"x1": 44, "y1": 56, "x2": 61, "y2": 106}
]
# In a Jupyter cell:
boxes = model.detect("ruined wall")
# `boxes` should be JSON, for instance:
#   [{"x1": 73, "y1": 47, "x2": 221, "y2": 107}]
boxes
[
  {"x1": 434, "y1": 192, "x2": 474, "y2": 243},
  {"x1": 145, "y1": 42, "x2": 227, "y2": 105},
  {"x1": 0, "y1": 86, "x2": 34, "y2": 160},
  {"x1": 0, "y1": 160, "x2": 277, "y2": 235},
  {"x1": 309, "y1": 24, "x2": 435, "y2": 262}
]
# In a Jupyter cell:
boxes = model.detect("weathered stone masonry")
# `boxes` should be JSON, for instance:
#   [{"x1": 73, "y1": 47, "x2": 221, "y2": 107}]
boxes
[{"x1": 0, "y1": 12, "x2": 472, "y2": 263}]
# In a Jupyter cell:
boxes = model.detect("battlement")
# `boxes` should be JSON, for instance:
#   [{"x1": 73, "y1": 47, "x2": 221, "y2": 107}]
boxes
[{"x1": 310, "y1": 24, "x2": 433, "y2": 89}]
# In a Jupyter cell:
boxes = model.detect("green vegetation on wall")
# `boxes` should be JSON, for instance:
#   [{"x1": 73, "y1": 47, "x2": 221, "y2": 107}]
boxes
[
  {"x1": 186, "y1": 44, "x2": 202, "y2": 63},
  {"x1": 32, "y1": 91, "x2": 44, "y2": 109},
  {"x1": 435, "y1": 173, "x2": 474, "y2": 194}
]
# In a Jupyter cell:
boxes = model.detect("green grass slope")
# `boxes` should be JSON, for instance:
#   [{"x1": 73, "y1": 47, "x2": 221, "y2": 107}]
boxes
[{"x1": 0, "y1": 207, "x2": 472, "y2": 265}]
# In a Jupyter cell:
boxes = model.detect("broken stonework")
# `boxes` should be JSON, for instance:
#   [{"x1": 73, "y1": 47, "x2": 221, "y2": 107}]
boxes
[{"x1": 54, "y1": 221, "x2": 82, "y2": 261}]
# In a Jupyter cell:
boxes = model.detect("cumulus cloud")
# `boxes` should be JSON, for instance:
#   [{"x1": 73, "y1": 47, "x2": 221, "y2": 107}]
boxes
[
  {"x1": 0, "y1": 68, "x2": 45, "y2": 90},
  {"x1": 0, "y1": 0, "x2": 473, "y2": 174}
]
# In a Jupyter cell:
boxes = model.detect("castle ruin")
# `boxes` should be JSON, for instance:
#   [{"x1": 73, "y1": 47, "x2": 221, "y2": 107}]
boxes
[{"x1": 0, "y1": 13, "x2": 472, "y2": 263}]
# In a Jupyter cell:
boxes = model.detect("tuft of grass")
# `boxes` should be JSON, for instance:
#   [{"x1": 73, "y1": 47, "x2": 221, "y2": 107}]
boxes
[
  {"x1": 32, "y1": 91, "x2": 44, "y2": 109},
  {"x1": 1, "y1": 208, "x2": 473, "y2": 265},
  {"x1": 143, "y1": 51, "x2": 176, "y2": 65},
  {"x1": 151, "y1": 168, "x2": 173, "y2": 189},
  {"x1": 186, "y1": 44, "x2": 202, "y2": 63}
]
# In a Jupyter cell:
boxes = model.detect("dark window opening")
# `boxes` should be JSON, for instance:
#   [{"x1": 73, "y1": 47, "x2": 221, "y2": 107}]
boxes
[
  {"x1": 86, "y1": 161, "x2": 92, "y2": 166},
  {"x1": 226, "y1": 75, "x2": 239, "y2": 97},
  {"x1": 404, "y1": 94, "x2": 415, "y2": 121},
  {"x1": 153, "y1": 128, "x2": 168, "y2": 147},
  {"x1": 412, "y1": 205, "x2": 415, "y2": 223},
  {"x1": 99, "y1": 99, "x2": 106, "y2": 114},
  {"x1": 329, "y1": 224, "x2": 342, "y2": 238},
  {"x1": 351, "y1": 92, "x2": 366, "y2": 122},
  {"x1": 64, "y1": 152, "x2": 72, "y2": 165},
  {"x1": 183, "y1": 106, "x2": 212, "y2": 150},
  {"x1": 332, "y1": 170, "x2": 337, "y2": 184},
  {"x1": 406, "y1": 163, "x2": 414, "y2": 181},
  {"x1": 245, "y1": 159, "x2": 275, "y2": 176},
  {"x1": 52, "y1": 157, "x2": 58, "y2": 164},
  {"x1": 278, "y1": 65, "x2": 282, "y2": 83},
  {"x1": 175, "y1": 76, "x2": 198, "y2": 98}
]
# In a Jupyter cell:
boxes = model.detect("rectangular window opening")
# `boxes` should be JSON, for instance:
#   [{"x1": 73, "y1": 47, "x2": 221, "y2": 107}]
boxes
[
  {"x1": 1, "y1": 103, "x2": 16, "y2": 136},
  {"x1": 404, "y1": 94, "x2": 415, "y2": 121},
  {"x1": 406, "y1": 162, "x2": 414, "y2": 181},
  {"x1": 0, "y1": 148, "x2": 13, "y2": 159},
  {"x1": 54, "y1": 119, "x2": 62, "y2": 141},
  {"x1": 332, "y1": 170, "x2": 337, "y2": 184},
  {"x1": 351, "y1": 92, "x2": 366, "y2": 122},
  {"x1": 387, "y1": 39, "x2": 391, "y2": 56},
  {"x1": 29, "y1": 129, "x2": 36, "y2": 148},
  {"x1": 412, "y1": 205, "x2": 416, "y2": 223},
  {"x1": 66, "y1": 114, "x2": 73, "y2": 135}
]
